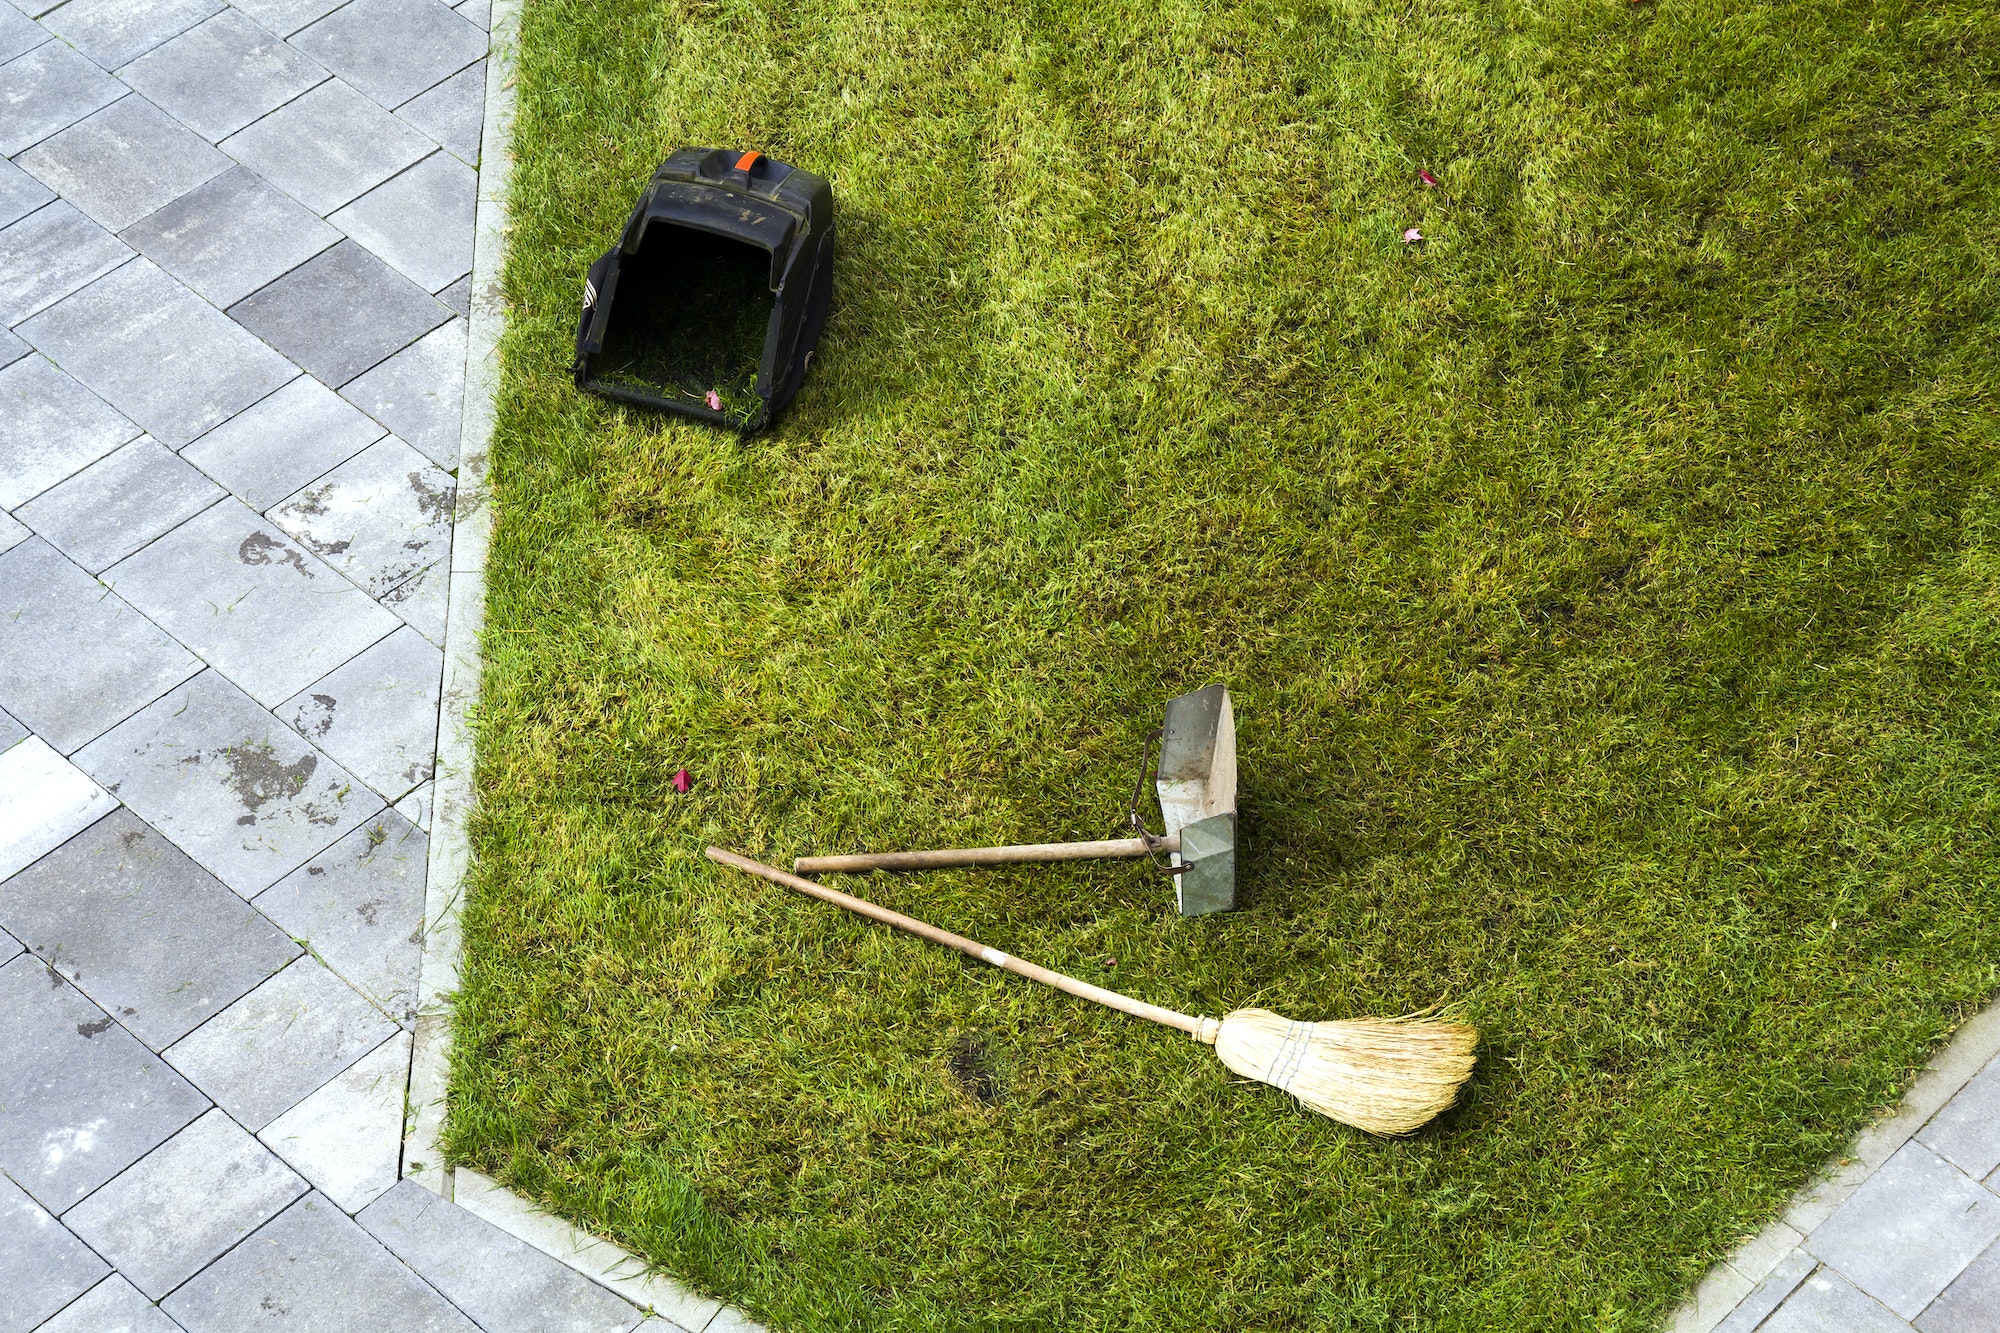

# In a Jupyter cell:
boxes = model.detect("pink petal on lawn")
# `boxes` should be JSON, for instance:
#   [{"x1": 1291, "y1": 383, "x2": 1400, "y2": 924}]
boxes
[
  {"x1": 705, "y1": 390, "x2": 722, "y2": 411},
  {"x1": 1403, "y1": 227, "x2": 1424, "y2": 243},
  {"x1": 1419, "y1": 168, "x2": 1439, "y2": 186},
  {"x1": 672, "y1": 768, "x2": 693, "y2": 793}
]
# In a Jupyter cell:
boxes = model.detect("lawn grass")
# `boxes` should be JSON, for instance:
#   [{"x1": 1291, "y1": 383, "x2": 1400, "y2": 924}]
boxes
[{"x1": 446, "y1": 0, "x2": 2000, "y2": 1326}]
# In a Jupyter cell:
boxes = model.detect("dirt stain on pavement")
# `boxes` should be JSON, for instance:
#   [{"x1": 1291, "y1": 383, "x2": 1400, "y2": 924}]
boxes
[
  {"x1": 292, "y1": 693, "x2": 337, "y2": 740},
  {"x1": 238, "y1": 531, "x2": 315, "y2": 578},
  {"x1": 220, "y1": 739, "x2": 318, "y2": 816},
  {"x1": 408, "y1": 471, "x2": 455, "y2": 524}
]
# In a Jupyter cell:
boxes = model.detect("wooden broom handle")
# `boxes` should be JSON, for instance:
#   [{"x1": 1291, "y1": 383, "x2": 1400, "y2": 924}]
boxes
[
  {"x1": 794, "y1": 834, "x2": 1176, "y2": 874},
  {"x1": 705, "y1": 847, "x2": 1206, "y2": 1037}
]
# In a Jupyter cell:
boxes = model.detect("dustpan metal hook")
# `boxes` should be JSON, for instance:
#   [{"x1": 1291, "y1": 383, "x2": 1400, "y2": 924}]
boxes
[{"x1": 1126, "y1": 728, "x2": 1190, "y2": 876}]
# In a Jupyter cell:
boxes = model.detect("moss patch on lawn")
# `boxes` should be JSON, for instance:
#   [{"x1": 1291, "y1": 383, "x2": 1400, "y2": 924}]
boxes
[{"x1": 448, "y1": 0, "x2": 2000, "y2": 1327}]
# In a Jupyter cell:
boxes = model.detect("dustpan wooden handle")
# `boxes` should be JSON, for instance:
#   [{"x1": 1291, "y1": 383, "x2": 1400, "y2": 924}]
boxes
[
  {"x1": 793, "y1": 834, "x2": 1177, "y2": 874},
  {"x1": 706, "y1": 847, "x2": 1204, "y2": 1037}
]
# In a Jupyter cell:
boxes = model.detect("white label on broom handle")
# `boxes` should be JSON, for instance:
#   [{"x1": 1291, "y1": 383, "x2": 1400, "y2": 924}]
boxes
[{"x1": 981, "y1": 947, "x2": 1010, "y2": 968}]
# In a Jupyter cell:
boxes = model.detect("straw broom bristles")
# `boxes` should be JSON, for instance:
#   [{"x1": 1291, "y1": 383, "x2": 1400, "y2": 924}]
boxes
[
  {"x1": 1197, "y1": 1009, "x2": 1478, "y2": 1135},
  {"x1": 706, "y1": 848, "x2": 1479, "y2": 1135}
]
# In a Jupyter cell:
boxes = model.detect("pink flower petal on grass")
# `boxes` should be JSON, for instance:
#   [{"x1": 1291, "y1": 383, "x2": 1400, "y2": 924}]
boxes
[
  {"x1": 1403, "y1": 227, "x2": 1424, "y2": 243},
  {"x1": 671, "y1": 768, "x2": 693, "y2": 793},
  {"x1": 1419, "y1": 168, "x2": 1439, "y2": 187},
  {"x1": 704, "y1": 390, "x2": 722, "y2": 411}
]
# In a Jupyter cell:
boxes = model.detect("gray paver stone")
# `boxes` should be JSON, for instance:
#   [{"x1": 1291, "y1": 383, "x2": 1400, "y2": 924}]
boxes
[
  {"x1": 226, "y1": 0, "x2": 345, "y2": 37},
  {"x1": 219, "y1": 79, "x2": 430, "y2": 215},
  {"x1": 0, "y1": 808, "x2": 300, "y2": 1049},
  {"x1": 0, "y1": 353, "x2": 140, "y2": 509},
  {"x1": 0, "y1": 200, "x2": 132, "y2": 325},
  {"x1": 102, "y1": 497, "x2": 403, "y2": 707},
  {"x1": 0, "y1": 148, "x2": 55, "y2": 226},
  {"x1": 380, "y1": 559, "x2": 448, "y2": 645},
  {"x1": 164, "y1": 957, "x2": 397, "y2": 1128},
  {"x1": 255, "y1": 810, "x2": 427, "y2": 1022},
  {"x1": 1806, "y1": 1141, "x2": 2000, "y2": 1318},
  {"x1": 121, "y1": 166, "x2": 340, "y2": 307},
  {"x1": 180, "y1": 375, "x2": 384, "y2": 510},
  {"x1": 277, "y1": 625, "x2": 441, "y2": 798},
  {"x1": 1761, "y1": 1267, "x2": 1914, "y2": 1332},
  {"x1": 455, "y1": 0, "x2": 489, "y2": 32},
  {"x1": 0, "y1": 538, "x2": 200, "y2": 753},
  {"x1": 1728, "y1": 1220, "x2": 1809, "y2": 1287},
  {"x1": 0, "y1": 508, "x2": 28, "y2": 554},
  {"x1": 257, "y1": 1029, "x2": 407, "y2": 1211},
  {"x1": 445, "y1": 1172, "x2": 724, "y2": 1331},
  {"x1": 360, "y1": 1179, "x2": 645, "y2": 1333},
  {"x1": 231, "y1": 239, "x2": 450, "y2": 387},
  {"x1": 0, "y1": 954, "x2": 209, "y2": 1211},
  {"x1": 1920, "y1": 1237, "x2": 2000, "y2": 1332},
  {"x1": 1918, "y1": 1058, "x2": 2000, "y2": 1180},
  {"x1": 64, "y1": 1107, "x2": 307, "y2": 1298},
  {"x1": 0, "y1": 923, "x2": 17, "y2": 962},
  {"x1": 0, "y1": 707, "x2": 21, "y2": 751},
  {"x1": 397, "y1": 59, "x2": 483, "y2": 164},
  {"x1": 1716, "y1": 1248, "x2": 1816, "y2": 1333},
  {"x1": 0, "y1": 737, "x2": 119, "y2": 881},
  {"x1": 71, "y1": 671, "x2": 383, "y2": 896},
  {"x1": 33, "y1": 1275, "x2": 187, "y2": 1333},
  {"x1": 20, "y1": 259, "x2": 297, "y2": 447},
  {"x1": 394, "y1": 778, "x2": 431, "y2": 831},
  {"x1": 118, "y1": 8, "x2": 328, "y2": 141},
  {"x1": 41, "y1": 0, "x2": 222, "y2": 70},
  {"x1": 163, "y1": 1192, "x2": 480, "y2": 1332},
  {"x1": 0, "y1": 2, "x2": 43, "y2": 63},
  {"x1": 436, "y1": 273, "x2": 471, "y2": 317},
  {"x1": 0, "y1": 325, "x2": 22, "y2": 367},
  {"x1": 330, "y1": 151, "x2": 475, "y2": 292},
  {"x1": 0, "y1": 41, "x2": 124, "y2": 156},
  {"x1": 19, "y1": 94, "x2": 230, "y2": 231},
  {"x1": 292, "y1": 0, "x2": 483, "y2": 108},
  {"x1": 270, "y1": 437, "x2": 453, "y2": 595},
  {"x1": 15, "y1": 436, "x2": 223, "y2": 571},
  {"x1": 0, "y1": 1169, "x2": 109, "y2": 1333},
  {"x1": 340, "y1": 318, "x2": 465, "y2": 466}
]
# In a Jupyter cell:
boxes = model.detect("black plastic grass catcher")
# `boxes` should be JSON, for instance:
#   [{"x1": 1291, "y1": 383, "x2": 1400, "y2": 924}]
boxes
[{"x1": 573, "y1": 148, "x2": 834, "y2": 431}]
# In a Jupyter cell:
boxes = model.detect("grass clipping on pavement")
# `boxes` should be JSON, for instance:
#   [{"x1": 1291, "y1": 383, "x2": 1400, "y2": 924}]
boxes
[{"x1": 449, "y1": 0, "x2": 2000, "y2": 1327}]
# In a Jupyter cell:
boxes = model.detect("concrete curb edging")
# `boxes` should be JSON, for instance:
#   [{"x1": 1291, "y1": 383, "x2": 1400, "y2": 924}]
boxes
[
  {"x1": 402, "y1": 0, "x2": 512, "y2": 1205},
  {"x1": 401, "y1": 5, "x2": 756, "y2": 1328},
  {"x1": 454, "y1": 1168, "x2": 726, "y2": 1330}
]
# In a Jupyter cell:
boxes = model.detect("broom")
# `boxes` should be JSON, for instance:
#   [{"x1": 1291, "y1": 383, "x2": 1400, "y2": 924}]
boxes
[{"x1": 706, "y1": 847, "x2": 1478, "y2": 1135}]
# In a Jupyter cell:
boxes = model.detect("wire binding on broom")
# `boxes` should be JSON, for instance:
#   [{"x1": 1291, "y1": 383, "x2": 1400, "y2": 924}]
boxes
[{"x1": 705, "y1": 847, "x2": 1479, "y2": 1135}]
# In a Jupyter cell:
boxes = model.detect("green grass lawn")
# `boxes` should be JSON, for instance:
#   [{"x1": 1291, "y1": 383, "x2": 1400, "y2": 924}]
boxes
[{"x1": 448, "y1": 0, "x2": 2000, "y2": 1326}]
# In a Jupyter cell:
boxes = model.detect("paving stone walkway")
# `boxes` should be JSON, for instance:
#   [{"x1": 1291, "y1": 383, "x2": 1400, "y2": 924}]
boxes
[{"x1": 0, "y1": 1, "x2": 748, "y2": 1329}]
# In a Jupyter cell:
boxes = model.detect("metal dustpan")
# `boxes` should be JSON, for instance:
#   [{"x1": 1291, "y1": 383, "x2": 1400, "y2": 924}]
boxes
[
  {"x1": 1147, "y1": 684, "x2": 1237, "y2": 915},
  {"x1": 794, "y1": 684, "x2": 1239, "y2": 916}
]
